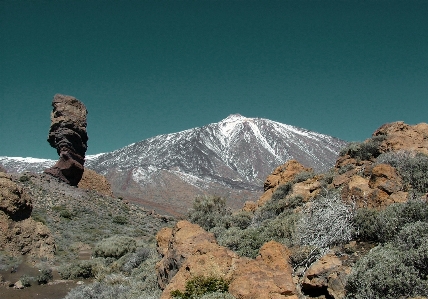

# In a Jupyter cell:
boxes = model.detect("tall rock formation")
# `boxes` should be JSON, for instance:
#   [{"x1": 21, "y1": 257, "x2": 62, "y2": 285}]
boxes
[{"x1": 44, "y1": 94, "x2": 88, "y2": 186}]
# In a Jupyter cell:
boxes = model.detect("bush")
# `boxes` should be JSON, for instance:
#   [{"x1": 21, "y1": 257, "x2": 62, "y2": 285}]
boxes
[
  {"x1": 37, "y1": 267, "x2": 53, "y2": 284},
  {"x1": 297, "y1": 191, "x2": 355, "y2": 249},
  {"x1": 339, "y1": 136, "x2": 385, "y2": 161},
  {"x1": 171, "y1": 275, "x2": 230, "y2": 299},
  {"x1": 20, "y1": 274, "x2": 33, "y2": 287},
  {"x1": 292, "y1": 171, "x2": 315, "y2": 183},
  {"x1": 345, "y1": 243, "x2": 428, "y2": 299},
  {"x1": 376, "y1": 151, "x2": 428, "y2": 193},
  {"x1": 94, "y1": 235, "x2": 137, "y2": 259},
  {"x1": 112, "y1": 215, "x2": 128, "y2": 225},
  {"x1": 120, "y1": 247, "x2": 151, "y2": 273},
  {"x1": 229, "y1": 211, "x2": 253, "y2": 230},
  {"x1": 59, "y1": 259, "x2": 103, "y2": 279},
  {"x1": 271, "y1": 183, "x2": 293, "y2": 201},
  {"x1": 188, "y1": 196, "x2": 232, "y2": 231},
  {"x1": 216, "y1": 227, "x2": 268, "y2": 258},
  {"x1": 253, "y1": 193, "x2": 302, "y2": 224},
  {"x1": 354, "y1": 199, "x2": 428, "y2": 243},
  {"x1": 64, "y1": 281, "x2": 130, "y2": 299}
]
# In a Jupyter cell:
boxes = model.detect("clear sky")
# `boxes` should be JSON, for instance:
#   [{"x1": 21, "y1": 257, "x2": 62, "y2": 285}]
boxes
[{"x1": 1, "y1": 0, "x2": 427, "y2": 159}]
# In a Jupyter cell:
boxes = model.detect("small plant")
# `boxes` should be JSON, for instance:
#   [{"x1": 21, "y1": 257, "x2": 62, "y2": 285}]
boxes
[
  {"x1": 94, "y1": 235, "x2": 136, "y2": 259},
  {"x1": 292, "y1": 171, "x2": 315, "y2": 183},
  {"x1": 59, "y1": 259, "x2": 103, "y2": 279},
  {"x1": 37, "y1": 268, "x2": 53, "y2": 284},
  {"x1": 112, "y1": 215, "x2": 128, "y2": 225},
  {"x1": 19, "y1": 175, "x2": 30, "y2": 182},
  {"x1": 339, "y1": 136, "x2": 385, "y2": 161},
  {"x1": 171, "y1": 275, "x2": 230, "y2": 299},
  {"x1": 187, "y1": 196, "x2": 232, "y2": 231},
  {"x1": 297, "y1": 191, "x2": 355, "y2": 250},
  {"x1": 20, "y1": 274, "x2": 34, "y2": 287}
]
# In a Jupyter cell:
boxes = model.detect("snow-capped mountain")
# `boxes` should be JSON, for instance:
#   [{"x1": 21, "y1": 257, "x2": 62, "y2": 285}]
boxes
[
  {"x1": 0, "y1": 157, "x2": 55, "y2": 173},
  {"x1": 85, "y1": 114, "x2": 346, "y2": 214},
  {"x1": 0, "y1": 115, "x2": 347, "y2": 215}
]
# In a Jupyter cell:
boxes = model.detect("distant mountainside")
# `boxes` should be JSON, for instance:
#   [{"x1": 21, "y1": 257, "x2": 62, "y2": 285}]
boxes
[{"x1": 0, "y1": 114, "x2": 347, "y2": 215}]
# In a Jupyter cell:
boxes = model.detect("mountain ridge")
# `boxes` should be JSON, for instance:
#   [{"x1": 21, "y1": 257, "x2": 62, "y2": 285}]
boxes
[{"x1": 1, "y1": 115, "x2": 347, "y2": 214}]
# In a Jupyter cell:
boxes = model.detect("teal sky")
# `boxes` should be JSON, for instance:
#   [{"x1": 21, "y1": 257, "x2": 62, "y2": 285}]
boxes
[{"x1": 1, "y1": 0, "x2": 427, "y2": 159}]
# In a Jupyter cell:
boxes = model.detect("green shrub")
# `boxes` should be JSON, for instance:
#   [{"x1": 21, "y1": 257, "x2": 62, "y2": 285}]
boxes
[
  {"x1": 354, "y1": 200, "x2": 428, "y2": 243},
  {"x1": 345, "y1": 242, "x2": 428, "y2": 299},
  {"x1": 339, "y1": 136, "x2": 385, "y2": 160},
  {"x1": 19, "y1": 274, "x2": 33, "y2": 287},
  {"x1": 229, "y1": 211, "x2": 253, "y2": 230},
  {"x1": 37, "y1": 268, "x2": 53, "y2": 285},
  {"x1": 188, "y1": 196, "x2": 232, "y2": 231},
  {"x1": 19, "y1": 175, "x2": 30, "y2": 182},
  {"x1": 271, "y1": 182, "x2": 293, "y2": 201},
  {"x1": 253, "y1": 193, "x2": 302, "y2": 224},
  {"x1": 262, "y1": 212, "x2": 299, "y2": 246},
  {"x1": 292, "y1": 171, "x2": 315, "y2": 183},
  {"x1": 59, "y1": 259, "x2": 103, "y2": 279},
  {"x1": 216, "y1": 227, "x2": 268, "y2": 258},
  {"x1": 112, "y1": 215, "x2": 128, "y2": 225},
  {"x1": 171, "y1": 275, "x2": 230, "y2": 299},
  {"x1": 94, "y1": 235, "x2": 136, "y2": 259},
  {"x1": 120, "y1": 247, "x2": 151, "y2": 273},
  {"x1": 376, "y1": 151, "x2": 428, "y2": 193}
]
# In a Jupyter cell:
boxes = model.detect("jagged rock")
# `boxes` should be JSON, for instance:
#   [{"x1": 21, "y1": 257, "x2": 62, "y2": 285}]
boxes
[
  {"x1": 0, "y1": 172, "x2": 32, "y2": 221},
  {"x1": 78, "y1": 168, "x2": 113, "y2": 196},
  {"x1": 302, "y1": 252, "x2": 350, "y2": 299},
  {"x1": 156, "y1": 227, "x2": 173, "y2": 256},
  {"x1": 373, "y1": 121, "x2": 428, "y2": 155},
  {"x1": 0, "y1": 164, "x2": 6, "y2": 173},
  {"x1": 0, "y1": 174, "x2": 55, "y2": 262},
  {"x1": 290, "y1": 176, "x2": 322, "y2": 201},
  {"x1": 332, "y1": 169, "x2": 357, "y2": 188},
  {"x1": 156, "y1": 221, "x2": 298, "y2": 299},
  {"x1": 368, "y1": 164, "x2": 402, "y2": 194},
  {"x1": 258, "y1": 160, "x2": 312, "y2": 206},
  {"x1": 44, "y1": 94, "x2": 88, "y2": 186},
  {"x1": 229, "y1": 241, "x2": 298, "y2": 299}
]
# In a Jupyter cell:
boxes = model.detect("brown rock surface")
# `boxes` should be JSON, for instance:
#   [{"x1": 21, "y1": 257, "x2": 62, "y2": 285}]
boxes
[
  {"x1": 258, "y1": 160, "x2": 312, "y2": 206},
  {"x1": 0, "y1": 172, "x2": 32, "y2": 221},
  {"x1": 302, "y1": 252, "x2": 350, "y2": 299},
  {"x1": 368, "y1": 164, "x2": 402, "y2": 194},
  {"x1": 373, "y1": 121, "x2": 428, "y2": 155},
  {"x1": 157, "y1": 221, "x2": 298, "y2": 299},
  {"x1": 229, "y1": 241, "x2": 298, "y2": 299},
  {"x1": 290, "y1": 177, "x2": 321, "y2": 201},
  {"x1": 78, "y1": 168, "x2": 113, "y2": 196},
  {"x1": 0, "y1": 173, "x2": 55, "y2": 263},
  {"x1": 44, "y1": 94, "x2": 88, "y2": 186},
  {"x1": 0, "y1": 164, "x2": 6, "y2": 173}
]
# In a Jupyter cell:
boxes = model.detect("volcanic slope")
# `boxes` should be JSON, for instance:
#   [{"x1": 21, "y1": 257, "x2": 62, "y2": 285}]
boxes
[{"x1": 85, "y1": 114, "x2": 347, "y2": 215}]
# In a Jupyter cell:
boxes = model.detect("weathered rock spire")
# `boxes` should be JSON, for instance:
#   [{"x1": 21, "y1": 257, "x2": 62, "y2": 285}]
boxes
[{"x1": 44, "y1": 94, "x2": 88, "y2": 186}]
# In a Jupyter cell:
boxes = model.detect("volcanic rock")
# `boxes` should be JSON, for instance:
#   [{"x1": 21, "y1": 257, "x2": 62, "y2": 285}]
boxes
[
  {"x1": 0, "y1": 172, "x2": 32, "y2": 221},
  {"x1": 156, "y1": 221, "x2": 298, "y2": 299},
  {"x1": 0, "y1": 173, "x2": 55, "y2": 262},
  {"x1": 256, "y1": 160, "x2": 312, "y2": 207},
  {"x1": 301, "y1": 252, "x2": 351, "y2": 299},
  {"x1": 78, "y1": 168, "x2": 113, "y2": 196},
  {"x1": 373, "y1": 121, "x2": 428, "y2": 155},
  {"x1": 44, "y1": 94, "x2": 88, "y2": 186}
]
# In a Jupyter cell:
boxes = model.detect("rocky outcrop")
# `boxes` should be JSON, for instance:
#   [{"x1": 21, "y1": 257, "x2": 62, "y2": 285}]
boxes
[
  {"x1": 229, "y1": 241, "x2": 298, "y2": 299},
  {"x1": 373, "y1": 121, "x2": 428, "y2": 155},
  {"x1": 78, "y1": 168, "x2": 113, "y2": 196},
  {"x1": 301, "y1": 252, "x2": 351, "y2": 299},
  {"x1": 44, "y1": 94, "x2": 88, "y2": 186},
  {"x1": 0, "y1": 164, "x2": 6, "y2": 173},
  {"x1": 255, "y1": 160, "x2": 312, "y2": 207},
  {"x1": 156, "y1": 221, "x2": 298, "y2": 299},
  {"x1": 0, "y1": 172, "x2": 55, "y2": 263},
  {"x1": 0, "y1": 172, "x2": 32, "y2": 221}
]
